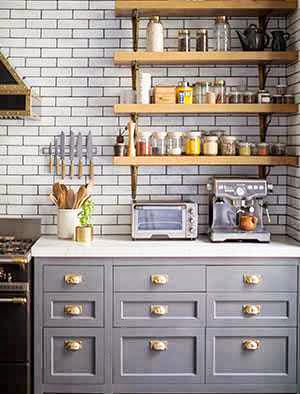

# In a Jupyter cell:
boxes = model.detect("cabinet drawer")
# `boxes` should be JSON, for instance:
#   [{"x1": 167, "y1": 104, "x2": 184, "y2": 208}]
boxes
[
  {"x1": 207, "y1": 293, "x2": 297, "y2": 327},
  {"x1": 43, "y1": 265, "x2": 103, "y2": 292},
  {"x1": 44, "y1": 328, "x2": 104, "y2": 385},
  {"x1": 113, "y1": 328, "x2": 204, "y2": 384},
  {"x1": 44, "y1": 293, "x2": 104, "y2": 327},
  {"x1": 207, "y1": 266, "x2": 297, "y2": 292},
  {"x1": 114, "y1": 293, "x2": 205, "y2": 327},
  {"x1": 206, "y1": 328, "x2": 296, "y2": 384},
  {"x1": 114, "y1": 265, "x2": 205, "y2": 292}
]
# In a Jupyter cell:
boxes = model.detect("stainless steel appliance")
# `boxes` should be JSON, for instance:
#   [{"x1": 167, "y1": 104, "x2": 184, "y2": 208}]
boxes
[
  {"x1": 132, "y1": 201, "x2": 198, "y2": 240},
  {"x1": 207, "y1": 177, "x2": 272, "y2": 242},
  {"x1": 0, "y1": 218, "x2": 40, "y2": 394}
]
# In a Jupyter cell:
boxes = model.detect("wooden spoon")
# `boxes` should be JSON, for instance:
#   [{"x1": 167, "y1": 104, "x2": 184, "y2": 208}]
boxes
[
  {"x1": 66, "y1": 188, "x2": 76, "y2": 209},
  {"x1": 52, "y1": 182, "x2": 61, "y2": 201},
  {"x1": 77, "y1": 195, "x2": 91, "y2": 209},
  {"x1": 75, "y1": 185, "x2": 88, "y2": 209},
  {"x1": 49, "y1": 193, "x2": 58, "y2": 207}
]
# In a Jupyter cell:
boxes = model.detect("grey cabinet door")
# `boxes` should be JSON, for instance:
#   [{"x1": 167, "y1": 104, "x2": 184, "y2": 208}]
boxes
[
  {"x1": 113, "y1": 328, "x2": 204, "y2": 384},
  {"x1": 114, "y1": 265, "x2": 205, "y2": 292},
  {"x1": 207, "y1": 293, "x2": 297, "y2": 327},
  {"x1": 206, "y1": 327, "x2": 296, "y2": 384},
  {"x1": 114, "y1": 293, "x2": 206, "y2": 327},
  {"x1": 207, "y1": 266, "x2": 297, "y2": 292},
  {"x1": 44, "y1": 293, "x2": 104, "y2": 327},
  {"x1": 44, "y1": 328, "x2": 104, "y2": 385}
]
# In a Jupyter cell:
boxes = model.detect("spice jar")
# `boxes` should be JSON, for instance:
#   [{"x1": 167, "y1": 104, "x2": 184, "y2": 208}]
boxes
[
  {"x1": 176, "y1": 82, "x2": 193, "y2": 104},
  {"x1": 152, "y1": 131, "x2": 167, "y2": 156},
  {"x1": 258, "y1": 90, "x2": 271, "y2": 104},
  {"x1": 220, "y1": 136, "x2": 236, "y2": 156},
  {"x1": 205, "y1": 82, "x2": 217, "y2": 104},
  {"x1": 215, "y1": 80, "x2": 226, "y2": 104},
  {"x1": 196, "y1": 29, "x2": 208, "y2": 51},
  {"x1": 185, "y1": 131, "x2": 201, "y2": 155},
  {"x1": 193, "y1": 82, "x2": 202, "y2": 104},
  {"x1": 283, "y1": 94, "x2": 294, "y2": 104},
  {"x1": 257, "y1": 142, "x2": 269, "y2": 156},
  {"x1": 230, "y1": 89, "x2": 244, "y2": 104},
  {"x1": 203, "y1": 136, "x2": 218, "y2": 156},
  {"x1": 146, "y1": 16, "x2": 164, "y2": 52},
  {"x1": 238, "y1": 142, "x2": 251, "y2": 156},
  {"x1": 271, "y1": 143, "x2": 286, "y2": 156},
  {"x1": 250, "y1": 143, "x2": 258, "y2": 156},
  {"x1": 136, "y1": 131, "x2": 152, "y2": 156},
  {"x1": 244, "y1": 91, "x2": 257, "y2": 104},
  {"x1": 167, "y1": 132, "x2": 183, "y2": 155},
  {"x1": 276, "y1": 85, "x2": 287, "y2": 95},
  {"x1": 272, "y1": 94, "x2": 283, "y2": 104},
  {"x1": 178, "y1": 29, "x2": 190, "y2": 52}
]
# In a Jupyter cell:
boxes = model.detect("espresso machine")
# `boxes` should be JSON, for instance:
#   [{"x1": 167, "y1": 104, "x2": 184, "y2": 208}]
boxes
[{"x1": 207, "y1": 177, "x2": 272, "y2": 242}]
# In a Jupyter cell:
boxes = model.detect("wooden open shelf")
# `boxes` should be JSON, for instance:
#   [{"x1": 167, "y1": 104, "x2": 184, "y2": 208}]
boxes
[
  {"x1": 116, "y1": 0, "x2": 297, "y2": 17},
  {"x1": 114, "y1": 104, "x2": 299, "y2": 115},
  {"x1": 113, "y1": 156, "x2": 299, "y2": 166},
  {"x1": 114, "y1": 51, "x2": 299, "y2": 66}
]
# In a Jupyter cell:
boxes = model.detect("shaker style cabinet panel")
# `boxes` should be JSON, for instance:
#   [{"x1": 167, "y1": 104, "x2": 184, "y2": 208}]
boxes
[
  {"x1": 114, "y1": 265, "x2": 206, "y2": 292},
  {"x1": 206, "y1": 328, "x2": 297, "y2": 384},
  {"x1": 114, "y1": 292, "x2": 206, "y2": 327},
  {"x1": 207, "y1": 293, "x2": 297, "y2": 327},
  {"x1": 113, "y1": 328, "x2": 205, "y2": 384},
  {"x1": 207, "y1": 266, "x2": 297, "y2": 292}
]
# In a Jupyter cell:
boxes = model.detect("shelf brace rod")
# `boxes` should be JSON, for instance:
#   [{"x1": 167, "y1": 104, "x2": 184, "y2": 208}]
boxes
[
  {"x1": 131, "y1": 165, "x2": 138, "y2": 202},
  {"x1": 131, "y1": 61, "x2": 139, "y2": 92},
  {"x1": 132, "y1": 9, "x2": 140, "y2": 52}
]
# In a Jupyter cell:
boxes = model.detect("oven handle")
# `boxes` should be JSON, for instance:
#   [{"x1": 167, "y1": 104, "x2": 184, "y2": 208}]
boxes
[
  {"x1": 0, "y1": 297, "x2": 27, "y2": 304},
  {"x1": 134, "y1": 205, "x2": 186, "y2": 210}
]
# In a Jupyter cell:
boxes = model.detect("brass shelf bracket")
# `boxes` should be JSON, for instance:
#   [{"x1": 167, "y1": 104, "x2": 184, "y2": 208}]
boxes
[
  {"x1": 131, "y1": 61, "x2": 139, "y2": 92},
  {"x1": 132, "y1": 9, "x2": 140, "y2": 52},
  {"x1": 131, "y1": 165, "x2": 138, "y2": 201}
]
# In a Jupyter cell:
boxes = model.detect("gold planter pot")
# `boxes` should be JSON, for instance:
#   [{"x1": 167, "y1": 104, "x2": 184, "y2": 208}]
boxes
[{"x1": 75, "y1": 226, "x2": 93, "y2": 243}]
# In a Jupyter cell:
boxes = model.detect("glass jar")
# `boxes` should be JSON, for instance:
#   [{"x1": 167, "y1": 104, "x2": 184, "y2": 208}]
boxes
[
  {"x1": 283, "y1": 94, "x2": 294, "y2": 104},
  {"x1": 203, "y1": 136, "x2": 218, "y2": 156},
  {"x1": 167, "y1": 132, "x2": 183, "y2": 155},
  {"x1": 146, "y1": 16, "x2": 164, "y2": 52},
  {"x1": 271, "y1": 143, "x2": 286, "y2": 156},
  {"x1": 215, "y1": 80, "x2": 226, "y2": 104},
  {"x1": 196, "y1": 29, "x2": 208, "y2": 51},
  {"x1": 272, "y1": 94, "x2": 283, "y2": 104},
  {"x1": 185, "y1": 131, "x2": 201, "y2": 155},
  {"x1": 276, "y1": 85, "x2": 287, "y2": 95},
  {"x1": 205, "y1": 82, "x2": 217, "y2": 104},
  {"x1": 244, "y1": 91, "x2": 257, "y2": 104},
  {"x1": 214, "y1": 16, "x2": 231, "y2": 51},
  {"x1": 257, "y1": 142, "x2": 269, "y2": 156},
  {"x1": 238, "y1": 142, "x2": 251, "y2": 156},
  {"x1": 258, "y1": 90, "x2": 271, "y2": 104},
  {"x1": 193, "y1": 82, "x2": 203, "y2": 104},
  {"x1": 178, "y1": 29, "x2": 190, "y2": 52},
  {"x1": 250, "y1": 143, "x2": 258, "y2": 155},
  {"x1": 220, "y1": 136, "x2": 236, "y2": 156},
  {"x1": 176, "y1": 82, "x2": 193, "y2": 104},
  {"x1": 152, "y1": 131, "x2": 167, "y2": 156},
  {"x1": 230, "y1": 89, "x2": 244, "y2": 104},
  {"x1": 136, "y1": 131, "x2": 152, "y2": 156}
]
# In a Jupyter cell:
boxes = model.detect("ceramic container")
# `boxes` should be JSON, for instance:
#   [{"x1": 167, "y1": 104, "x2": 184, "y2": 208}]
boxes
[{"x1": 57, "y1": 209, "x2": 80, "y2": 239}]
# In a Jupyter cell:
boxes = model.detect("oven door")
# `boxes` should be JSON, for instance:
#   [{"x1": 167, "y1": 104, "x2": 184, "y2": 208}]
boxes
[
  {"x1": 0, "y1": 364, "x2": 30, "y2": 394},
  {"x1": 133, "y1": 205, "x2": 187, "y2": 239}
]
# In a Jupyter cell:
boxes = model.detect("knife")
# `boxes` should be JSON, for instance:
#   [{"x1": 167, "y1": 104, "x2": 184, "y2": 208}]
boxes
[
  {"x1": 49, "y1": 142, "x2": 53, "y2": 174},
  {"x1": 87, "y1": 130, "x2": 94, "y2": 178},
  {"x1": 60, "y1": 131, "x2": 66, "y2": 179},
  {"x1": 69, "y1": 130, "x2": 75, "y2": 179},
  {"x1": 54, "y1": 137, "x2": 59, "y2": 176},
  {"x1": 77, "y1": 132, "x2": 83, "y2": 179}
]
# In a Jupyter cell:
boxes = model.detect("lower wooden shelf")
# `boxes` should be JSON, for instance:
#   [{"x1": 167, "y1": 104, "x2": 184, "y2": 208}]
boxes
[{"x1": 113, "y1": 156, "x2": 299, "y2": 166}]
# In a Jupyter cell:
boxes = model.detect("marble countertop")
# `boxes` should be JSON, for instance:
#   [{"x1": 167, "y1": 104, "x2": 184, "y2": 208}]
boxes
[{"x1": 32, "y1": 235, "x2": 300, "y2": 258}]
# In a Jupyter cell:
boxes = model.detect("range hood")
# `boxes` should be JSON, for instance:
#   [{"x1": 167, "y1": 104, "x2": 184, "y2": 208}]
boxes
[{"x1": 0, "y1": 52, "x2": 39, "y2": 118}]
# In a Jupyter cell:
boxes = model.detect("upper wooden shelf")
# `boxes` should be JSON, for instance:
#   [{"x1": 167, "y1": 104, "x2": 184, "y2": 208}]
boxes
[
  {"x1": 115, "y1": 0, "x2": 297, "y2": 17},
  {"x1": 114, "y1": 104, "x2": 299, "y2": 115},
  {"x1": 114, "y1": 51, "x2": 299, "y2": 66}
]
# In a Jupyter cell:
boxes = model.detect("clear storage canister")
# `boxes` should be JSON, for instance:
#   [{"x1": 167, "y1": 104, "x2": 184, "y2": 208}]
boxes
[
  {"x1": 220, "y1": 136, "x2": 236, "y2": 156},
  {"x1": 203, "y1": 136, "x2": 218, "y2": 156},
  {"x1": 185, "y1": 131, "x2": 201, "y2": 155},
  {"x1": 257, "y1": 142, "x2": 269, "y2": 156},
  {"x1": 136, "y1": 131, "x2": 152, "y2": 156},
  {"x1": 178, "y1": 29, "x2": 190, "y2": 52},
  {"x1": 152, "y1": 131, "x2": 167, "y2": 156},
  {"x1": 205, "y1": 82, "x2": 217, "y2": 104},
  {"x1": 214, "y1": 16, "x2": 231, "y2": 51},
  {"x1": 238, "y1": 142, "x2": 251, "y2": 156},
  {"x1": 193, "y1": 82, "x2": 204, "y2": 104},
  {"x1": 167, "y1": 132, "x2": 183, "y2": 155},
  {"x1": 146, "y1": 16, "x2": 164, "y2": 52},
  {"x1": 244, "y1": 91, "x2": 257, "y2": 104},
  {"x1": 215, "y1": 80, "x2": 226, "y2": 104},
  {"x1": 271, "y1": 143, "x2": 286, "y2": 156}
]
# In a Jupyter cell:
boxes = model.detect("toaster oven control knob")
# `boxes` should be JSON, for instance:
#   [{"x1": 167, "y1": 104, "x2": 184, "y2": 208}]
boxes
[
  {"x1": 189, "y1": 226, "x2": 196, "y2": 233},
  {"x1": 189, "y1": 218, "x2": 195, "y2": 224},
  {"x1": 236, "y1": 186, "x2": 245, "y2": 197},
  {"x1": 188, "y1": 208, "x2": 195, "y2": 215}
]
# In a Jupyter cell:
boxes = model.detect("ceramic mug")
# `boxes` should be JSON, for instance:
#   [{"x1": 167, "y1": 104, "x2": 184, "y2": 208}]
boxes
[
  {"x1": 240, "y1": 215, "x2": 258, "y2": 231},
  {"x1": 57, "y1": 209, "x2": 80, "y2": 239}
]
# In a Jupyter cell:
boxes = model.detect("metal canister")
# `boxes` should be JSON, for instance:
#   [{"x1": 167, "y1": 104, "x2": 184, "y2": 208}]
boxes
[{"x1": 176, "y1": 82, "x2": 193, "y2": 104}]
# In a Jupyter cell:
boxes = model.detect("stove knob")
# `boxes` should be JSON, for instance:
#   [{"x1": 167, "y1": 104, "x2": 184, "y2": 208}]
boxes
[
  {"x1": 236, "y1": 187, "x2": 245, "y2": 197},
  {"x1": 189, "y1": 218, "x2": 195, "y2": 224}
]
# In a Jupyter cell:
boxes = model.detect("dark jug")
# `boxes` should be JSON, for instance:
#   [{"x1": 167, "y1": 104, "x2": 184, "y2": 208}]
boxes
[
  {"x1": 236, "y1": 24, "x2": 270, "y2": 51},
  {"x1": 271, "y1": 31, "x2": 290, "y2": 51}
]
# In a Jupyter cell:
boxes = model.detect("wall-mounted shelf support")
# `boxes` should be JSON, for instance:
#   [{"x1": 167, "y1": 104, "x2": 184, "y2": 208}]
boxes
[
  {"x1": 131, "y1": 165, "x2": 138, "y2": 201},
  {"x1": 132, "y1": 9, "x2": 140, "y2": 52}
]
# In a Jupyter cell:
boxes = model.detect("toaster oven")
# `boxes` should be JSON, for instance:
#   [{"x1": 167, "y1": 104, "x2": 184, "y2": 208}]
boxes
[{"x1": 132, "y1": 201, "x2": 198, "y2": 240}]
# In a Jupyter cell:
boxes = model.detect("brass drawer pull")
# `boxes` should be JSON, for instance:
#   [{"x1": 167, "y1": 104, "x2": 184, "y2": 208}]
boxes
[
  {"x1": 149, "y1": 340, "x2": 168, "y2": 351},
  {"x1": 64, "y1": 339, "x2": 82, "y2": 352},
  {"x1": 243, "y1": 274, "x2": 263, "y2": 285},
  {"x1": 243, "y1": 304, "x2": 261, "y2": 316},
  {"x1": 64, "y1": 304, "x2": 83, "y2": 316},
  {"x1": 150, "y1": 304, "x2": 168, "y2": 316},
  {"x1": 151, "y1": 274, "x2": 168, "y2": 285},
  {"x1": 64, "y1": 274, "x2": 83, "y2": 285},
  {"x1": 242, "y1": 339, "x2": 261, "y2": 351}
]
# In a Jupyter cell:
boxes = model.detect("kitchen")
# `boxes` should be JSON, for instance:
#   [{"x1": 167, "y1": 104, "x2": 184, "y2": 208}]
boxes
[{"x1": 0, "y1": 1, "x2": 300, "y2": 394}]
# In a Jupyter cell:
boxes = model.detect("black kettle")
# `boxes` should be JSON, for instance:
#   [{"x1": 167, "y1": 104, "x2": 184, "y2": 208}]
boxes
[
  {"x1": 236, "y1": 24, "x2": 270, "y2": 51},
  {"x1": 271, "y1": 31, "x2": 290, "y2": 51}
]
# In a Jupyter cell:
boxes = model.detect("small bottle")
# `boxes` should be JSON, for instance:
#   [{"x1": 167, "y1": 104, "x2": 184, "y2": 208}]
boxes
[
  {"x1": 215, "y1": 80, "x2": 226, "y2": 104},
  {"x1": 178, "y1": 29, "x2": 190, "y2": 52},
  {"x1": 214, "y1": 16, "x2": 231, "y2": 51},
  {"x1": 146, "y1": 16, "x2": 164, "y2": 52},
  {"x1": 136, "y1": 131, "x2": 152, "y2": 156},
  {"x1": 196, "y1": 29, "x2": 208, "y2": 51},
  {"x1": 152, "y1": 131, "x2": 167, "y2": 156}
]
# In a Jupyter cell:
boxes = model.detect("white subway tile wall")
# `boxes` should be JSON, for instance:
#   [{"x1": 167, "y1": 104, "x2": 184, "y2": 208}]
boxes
[{"x1": 0, "y1": 0, "x2": 296, "y2": 236}]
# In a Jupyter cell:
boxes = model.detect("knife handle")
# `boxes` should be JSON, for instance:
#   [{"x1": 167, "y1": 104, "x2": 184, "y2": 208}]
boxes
[
  {"x1": 78, "y1": 160, "x2": 83, "y2": 179},
  {"x1": 49, "y1": 157, "x2": 53, "y2": 174},
  {"x1": 70, "y1": 161, "x2": 74, "y2": 178},
  {"x1": 61, "y1": 160, "x2": 66, "y2": 179},
  {"x1": 89, "y1": 161, "x2": 94, "y2": 178},
  {"x1": 55, "y1": 160, "x2": 59, "y2": 176}
]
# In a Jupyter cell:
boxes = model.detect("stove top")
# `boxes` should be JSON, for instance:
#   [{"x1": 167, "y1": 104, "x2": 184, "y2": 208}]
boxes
[{"x1": 0, "y1": 237, "x2": 35, "y2": 256}]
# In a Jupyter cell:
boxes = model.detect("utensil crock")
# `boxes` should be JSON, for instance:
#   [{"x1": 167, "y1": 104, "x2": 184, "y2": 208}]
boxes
[{"x1": 57, "y1": 209, "x2": 80, "y2": 239}]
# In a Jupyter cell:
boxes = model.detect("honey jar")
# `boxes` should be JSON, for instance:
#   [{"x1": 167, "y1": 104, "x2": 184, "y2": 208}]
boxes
[{"x1": 185, "y1": 131, "x2": 201, "y2": 155}]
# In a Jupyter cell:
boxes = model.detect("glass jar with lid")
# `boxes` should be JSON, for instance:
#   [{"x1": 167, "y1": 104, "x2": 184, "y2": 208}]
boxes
[
  {"x1": 258, "y1": 90, "x2": 271, "y2": 104},
  {"x1": 185, "y1": 131, "x2": 202, "y2": 155},
  {"x1": 136, "y1": 131, "x2": 152, "y2": 156},
  {"x1": 178, "y1": 29, "x2": 190, "y2": 52},
  {"x1": 238, "y1": 142, "x2": 251, "y2": 156},
  {"x1": 193, "y1": 82, "x2": 207, "y2": 104},
  {"x1": 146, "y1": 16, "x2": 164, "y2": 52},
  {"x1": 203, "y1": 136, "x2": 218, "y2": 156},
  {"x1": 152, "y1": 131, "x2": 167, "y2": 156},
  {"x1": 220, "y1": 136, "x2": 236, "y2": 156},
  {"x1": 205, "y1": 82, "x2": 217, "y2": 104},
  {"x1": 214, "y1": 16, "x2": 231, "y2": 51},
  {"x1": 257, "y1": 142, "x2": 269, "y2": 156},
  {"x1": 196, "y1": 29, "x2": 208, "y2": 51},
  {"x1": 244, "y1": 91, "x2": 257, "y2": 104},
  {"x1": 167, "y1": 132, "x2": 183, "y2": 155},
  {"x1": 215, "y1": 80, "x2": 226, "y2": 104},
  {"x1": 230, "y1": 89, "x2": 244, "y2": 104},
  {"x1": 271, "y1": 143, "x2": 286, "y2": 156}
]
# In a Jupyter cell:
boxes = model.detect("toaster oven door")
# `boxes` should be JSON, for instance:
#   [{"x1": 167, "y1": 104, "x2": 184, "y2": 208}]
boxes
[{"x1": 133, "y1": 205, "x2": 187, "y2": 239}]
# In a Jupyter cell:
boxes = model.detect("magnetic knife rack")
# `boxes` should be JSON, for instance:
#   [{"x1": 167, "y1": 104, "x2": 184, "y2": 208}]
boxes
[{"x1": 41, "y1": 146, "x2": 98, "y2": 157}]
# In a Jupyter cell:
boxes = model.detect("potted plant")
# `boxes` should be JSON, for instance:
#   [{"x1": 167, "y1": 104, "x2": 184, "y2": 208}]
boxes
[{"x1": 75, "y1": 199, "x2": 95, "y2": 243}]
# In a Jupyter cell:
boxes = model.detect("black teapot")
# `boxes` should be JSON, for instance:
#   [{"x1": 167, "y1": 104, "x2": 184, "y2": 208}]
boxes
[
  {"x1": 271, "y1": 31, "x2": 290, "y2": 51},
  {"x1": 236, "y1": 24, "x2": 270, "y2": 51}
]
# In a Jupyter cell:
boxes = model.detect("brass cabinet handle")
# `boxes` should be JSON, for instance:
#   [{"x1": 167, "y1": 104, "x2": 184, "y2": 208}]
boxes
[
  {"x1": 149, "y1": 340, "x2": 168, "y2": 351},
  {"x1": 151, "y1": 274, "x2": 168, "y2": 285},
  {"x1": 150, "y1": 304, "x2": 168, "y2": 316},
  {"x1": 243, "y1": 274, "x2": 263, "y2": 285},
  {"x1": 242, "y1": 339, "x2": 261, "y2": 351},
  {"x1": 64, "y1": 339, "x2": 82, "y2": 352},
  {"x1": 243, "y1": 304, "x2": 261, "y2": 316},
  {"x1": 64, "y1": 274, "x2": 83, "y2": 285},
  {"x1": 64, "y1": 304, "x2": 83, "y2": 316}
]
